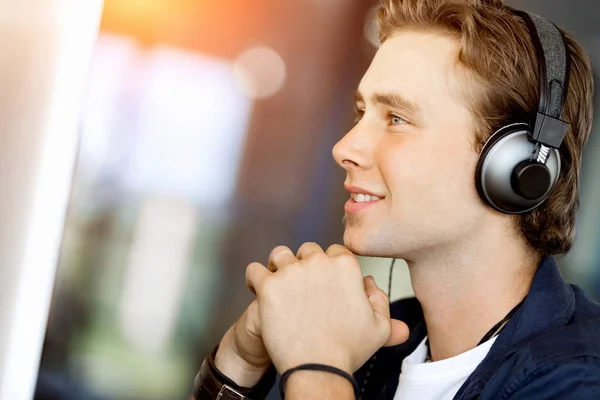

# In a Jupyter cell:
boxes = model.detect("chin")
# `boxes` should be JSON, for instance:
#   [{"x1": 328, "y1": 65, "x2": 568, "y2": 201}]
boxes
[
  {"x1": 343, "y1": 225, "x2": 412, "y2": 259},
  {"x1": 342, "y1": 230, "x2": 363, "y2": 254},
  {"x1": 343, "y1": 229, "x2": 379, "y2": 257}
]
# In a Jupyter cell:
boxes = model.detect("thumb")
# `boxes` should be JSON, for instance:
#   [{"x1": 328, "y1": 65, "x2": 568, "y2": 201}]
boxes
[
  {"x1": 364, "y1": 275, "x2": 390, "y2": 318},
  {"x1": 364, "y1": 276, "x2": 410, "y2": 347},
  {"x1": 385, "y1": 319, "x2": 410, "y2": 347}
]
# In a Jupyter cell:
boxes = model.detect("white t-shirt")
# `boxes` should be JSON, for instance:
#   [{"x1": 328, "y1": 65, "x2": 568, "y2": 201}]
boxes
[{"x1": 393, "y1": 336, "x2": 497, "y2": 400}]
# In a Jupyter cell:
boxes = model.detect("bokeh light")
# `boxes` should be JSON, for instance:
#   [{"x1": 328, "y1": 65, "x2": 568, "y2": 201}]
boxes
[
  {"x1": 364, "y1": 5, "x2": 381, "y2": 48},
  {"x1": 233, "y1": 45, "x2": 287, "y2": 100}
]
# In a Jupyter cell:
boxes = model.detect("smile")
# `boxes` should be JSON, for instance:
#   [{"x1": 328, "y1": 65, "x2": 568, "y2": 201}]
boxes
[
  {"x1": 345, "y1": 194, "x2": 383, "y2": 213},
  {"x1": 351, "y1": 193, "x2": 381, "y2": 202}
]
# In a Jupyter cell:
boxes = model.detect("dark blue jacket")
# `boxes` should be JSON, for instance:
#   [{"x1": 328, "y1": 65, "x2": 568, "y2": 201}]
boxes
[{"x1": 354, "y1": 256, "x2": 600, "y2": 399}]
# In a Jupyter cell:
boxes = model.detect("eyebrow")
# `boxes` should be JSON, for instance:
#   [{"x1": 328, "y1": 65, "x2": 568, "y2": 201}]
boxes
[{"x1": 354, "y1": 90, "x2": 421, "y2": 115}]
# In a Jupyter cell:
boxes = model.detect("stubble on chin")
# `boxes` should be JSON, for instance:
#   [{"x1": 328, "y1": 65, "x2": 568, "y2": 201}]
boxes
[
  {"x1": 342, "y1": 214, "x2": 365, "y2": 255},
  {"x1": 341, "y1": 214, "x2": 365, "y2": 255},
  {"x1": 342, "y1": 213, "x2": 362, "y2": 229}
]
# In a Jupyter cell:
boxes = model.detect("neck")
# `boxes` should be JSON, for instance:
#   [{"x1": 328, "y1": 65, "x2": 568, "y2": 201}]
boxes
[{"x1": 405, "y1": 225, "x2": 541, "y2": 361}]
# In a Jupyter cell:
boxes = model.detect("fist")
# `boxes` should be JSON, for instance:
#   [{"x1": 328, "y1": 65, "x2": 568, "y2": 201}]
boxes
[{"x1": 246, "y1": 243, "x2": 409, "y2": 375}]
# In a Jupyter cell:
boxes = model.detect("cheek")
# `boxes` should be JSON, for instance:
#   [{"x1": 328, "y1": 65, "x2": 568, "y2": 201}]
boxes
[
  {"x1": 377, "y1": 138, "x2": 432, "y2": 203},
  {"x1": 378, "y1": 134, "x2": 480, "y2": 212},
  {"x1": 427, "y1": 135, "x2": 482, "y2": 213}
]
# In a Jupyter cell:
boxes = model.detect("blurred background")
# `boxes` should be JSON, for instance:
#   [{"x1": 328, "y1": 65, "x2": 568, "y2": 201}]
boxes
[{"x1": 33, "y1": 0, "x2": 600, "y2": 399}]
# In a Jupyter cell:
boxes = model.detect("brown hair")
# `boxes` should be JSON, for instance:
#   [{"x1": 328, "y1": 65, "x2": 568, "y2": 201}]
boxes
[{"x1": 377, "y1": 0, "x2": 594, "y2": 255}]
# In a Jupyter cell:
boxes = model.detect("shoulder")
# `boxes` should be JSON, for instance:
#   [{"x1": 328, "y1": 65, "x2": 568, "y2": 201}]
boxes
[
  {"x1": 481, "y1": 284, "x2": 600, "y2": 399},
  {"x1": 509, "y1": 282, "x2": 600, "y2": 363},
  {"x1": 532, "y1": 313, "x2": 600, "y2": 362},
  {"x1": 569, "y1": 283, "x2": 600, "y2": 320},
  {"x1": 519, "y1": 287, "x2": 600, "y2": 374},
  {"x1": 486, "y1": 315, "x2": 600, "y2": 399},
  {"x1": 494, "y1": 350, "x2": 600, "y2": 399}
]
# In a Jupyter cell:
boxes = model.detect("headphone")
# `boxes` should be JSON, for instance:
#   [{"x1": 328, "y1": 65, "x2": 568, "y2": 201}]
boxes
[{"x1": 475, "y1": 9, "x2": 571, "y2": 214}]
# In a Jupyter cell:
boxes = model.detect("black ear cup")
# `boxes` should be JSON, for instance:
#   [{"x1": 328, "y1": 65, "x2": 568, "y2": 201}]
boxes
[
  {"x1": 511, "y1": 161, "x2": 552, "y2": 200},
  {"x1": 475, "y1": 123, "x2": 561, "y2": 214}
]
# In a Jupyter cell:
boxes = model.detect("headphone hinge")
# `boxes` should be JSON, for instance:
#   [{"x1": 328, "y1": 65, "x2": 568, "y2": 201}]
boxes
[{"x1": 531, "y1": 111, "x2": 570, "y2": 149}]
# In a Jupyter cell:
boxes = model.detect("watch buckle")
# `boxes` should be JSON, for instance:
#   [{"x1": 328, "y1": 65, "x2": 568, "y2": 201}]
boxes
[{"x1": 217, "y1": 384, "x2": 246, "y2": 399}]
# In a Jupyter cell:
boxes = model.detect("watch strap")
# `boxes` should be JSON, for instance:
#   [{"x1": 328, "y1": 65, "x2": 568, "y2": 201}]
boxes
[{"x1": 193, "y1": 346, "x2": 276, "y2": 400}]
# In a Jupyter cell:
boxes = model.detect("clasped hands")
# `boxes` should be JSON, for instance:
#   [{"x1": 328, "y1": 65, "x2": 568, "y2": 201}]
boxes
[{"x1": 214, "y1": 242, "x2": 410, "y2": 389}]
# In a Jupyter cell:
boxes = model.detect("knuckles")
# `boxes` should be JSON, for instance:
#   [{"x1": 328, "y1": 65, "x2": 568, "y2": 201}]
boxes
[
  {"x1": 326, "y1": 244, "x2": 359, "y2": 265},
  {"x1": 245, "y1": 261, "x2": 263, "y2": 279},
  {"x1": 296, "y1": 242, "x2": 325, "y2": 260},
  {"x1": 245, "y1": 262, "x2": 266, "y2": 292},
  {"x1": 326, "y1": 243, "x2": 347, "y2": 254},
  {"x1": 297, "y1": 241, "x2": 320, "y2": 253},
  {"x1": 335, "y1": 251, "x2": 358, "y2": 264},
  {"x1": 251, "y1": 243, "x2": 362, "y2": 298},
  {"x1": 270, "y1": 245, "x2": 293, "y2": 262},
  {"x1": 305, "y1": 249, "x2": 329, "y2": 264},
  {"x1": 334, "y1": 253, "x2": 361, "y2": 273}
]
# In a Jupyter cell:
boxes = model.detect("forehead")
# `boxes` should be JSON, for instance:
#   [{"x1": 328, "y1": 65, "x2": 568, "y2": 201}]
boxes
[{"x1": 358, "y1": 30, "x2": 465, "y2": 107}]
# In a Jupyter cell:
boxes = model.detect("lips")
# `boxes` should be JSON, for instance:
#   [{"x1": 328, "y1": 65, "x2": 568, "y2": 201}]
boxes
[
  {"x1": 344, "y1": 185, "x2": 385, "y2": 198},
  {"x1": 344, "y1": 185, "x2": 385, "y2": 214}
]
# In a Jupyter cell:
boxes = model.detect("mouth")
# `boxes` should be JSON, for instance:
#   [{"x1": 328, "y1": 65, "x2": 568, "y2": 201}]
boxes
[
  {"x1": 344, "y1": 191, "x2": 384, "y2": 214},
  {"x1": 350, "y1": 193, "x2": 382, "y2": 202}
]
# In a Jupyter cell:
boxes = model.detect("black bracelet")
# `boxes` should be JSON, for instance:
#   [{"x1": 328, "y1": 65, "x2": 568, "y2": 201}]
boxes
[{"x1": 279, "y1": 364, "x2": 359, "y2": 399}]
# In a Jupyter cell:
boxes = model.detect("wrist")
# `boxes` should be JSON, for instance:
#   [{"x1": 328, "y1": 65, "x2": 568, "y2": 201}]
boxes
[
  {"x1": 194, "y1": 346, "x2": 277, "y2": 400},
  {"x1": 284, "y1": 369, "x2": 355, "y2": 400},
  {"x1": 276, "y1": 356, "x2": 352, "y2": 377},
  {"x1": 214, "y1": 334, "x2": 271, "y2": 387}
]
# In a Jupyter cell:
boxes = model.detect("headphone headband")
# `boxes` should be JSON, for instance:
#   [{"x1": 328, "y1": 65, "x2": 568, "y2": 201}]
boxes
[
  {"x1": 508, "y1": 8, "x2": 571, "y2": 149},
  {"x1": 475, "y1": 8, "x2": 571, "y2": 214}
]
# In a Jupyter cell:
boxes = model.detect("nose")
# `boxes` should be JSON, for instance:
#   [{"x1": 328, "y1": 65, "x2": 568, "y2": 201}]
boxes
[{"x1": 332, "y1": 124, "x2": 373, "y2": 171}]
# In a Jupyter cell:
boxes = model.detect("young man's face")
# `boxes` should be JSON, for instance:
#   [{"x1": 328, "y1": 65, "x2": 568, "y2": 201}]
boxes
[{"x1": 333, "y1": 30, "x2": 492, "y2": 259}]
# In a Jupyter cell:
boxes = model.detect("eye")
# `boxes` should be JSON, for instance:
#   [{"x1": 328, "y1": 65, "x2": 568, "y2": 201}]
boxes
[
  {"x1": 389, "y1": 113, "x2": 407, "y2": 126},
  {"x1": 354, "y1": 106, "x2": 365, "y2": 123}
]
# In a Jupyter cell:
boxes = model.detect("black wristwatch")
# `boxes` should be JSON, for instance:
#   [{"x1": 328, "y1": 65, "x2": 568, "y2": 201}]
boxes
[{"x1": 193, "y1": 346, "x2": 277, "y2": 400}]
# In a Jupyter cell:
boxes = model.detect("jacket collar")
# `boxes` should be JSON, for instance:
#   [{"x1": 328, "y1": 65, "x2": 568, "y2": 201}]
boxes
[
  {"x1": 453, "y1": 256, "x2": 575, "y2": 399},
  {"x1": 362, "y1": 256, "x2": 576, "y2": 399}
]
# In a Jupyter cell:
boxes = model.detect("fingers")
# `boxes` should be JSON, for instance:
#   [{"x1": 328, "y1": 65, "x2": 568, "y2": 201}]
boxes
[
  {"x1": 385, "y1": 319, "x2": 410, "y2": 347},
  {"x1": 246, "y1": 262, "x2": 271, "y2": 296},
  {"x1": 364, "y1": 275, "x2": 391, "y2": 320},
  {"x1": 296, "y1": 242, "x2": 324, "y2": 260},
  {"x1": 267, "y1": 244, "x2": 349, "y2": 273},
  {"x1": 267, "y1": 246, "x2": 298, "y2": 272},
  {"x1": 245, "y1": 300, "x2": 262, "y2": 338},
  {"x1": 325, "y1": 244, "x2": 353, "y2": 258},
  {"x1": 364, "y1": 276, "x2": 410, "y2": 347},
  {"x1": 364, "y1": 275, "x2": 391, "y2": 313},
  {"x1": 234, "y1": 300, "x2": 261, "y2": 339},
  {"x1": 256, "y1": 243, "x2": 354, "y2": 296}
]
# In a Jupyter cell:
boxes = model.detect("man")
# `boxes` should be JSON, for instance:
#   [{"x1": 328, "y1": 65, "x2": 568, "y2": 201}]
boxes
[{"x1": 193, "y1": 0, "x2": 600, "y2": 399}]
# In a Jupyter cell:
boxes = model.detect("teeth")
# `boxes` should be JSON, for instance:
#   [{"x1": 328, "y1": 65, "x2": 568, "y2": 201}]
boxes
[{"x1": 351, "y1": 193, "x2": 381, "y2": 202}]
